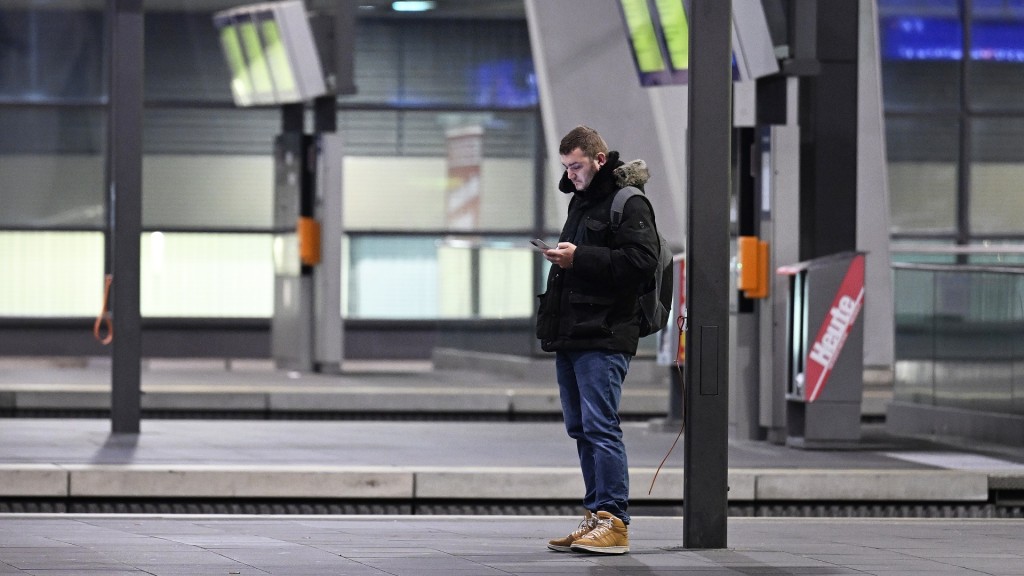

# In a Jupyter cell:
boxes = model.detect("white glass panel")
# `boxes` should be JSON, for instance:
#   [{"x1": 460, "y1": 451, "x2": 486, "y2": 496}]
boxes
[
  {"x1": 0, "y1": 231, "x2": 104, "y2": 316},
  {"x1": 479, "y1": 245, "x2": 533, "y2": 319},
  {"x1": 437, "y1": 241, "x2": 472, "y2": 318},
  {"x1": 347, "y1": 236, "x2": 438, "y2": 318},
  {"x1": 140, "y1": 232, "x2": 273, "y2": 317}
]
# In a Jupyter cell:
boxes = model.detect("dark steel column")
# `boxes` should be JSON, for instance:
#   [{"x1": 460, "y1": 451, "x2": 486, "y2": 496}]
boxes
[
  {"x1": 683, "y1": 0, "x2": 732, "y2": 549},
  {"x1": 798, "y1": 0, "x2": 858, "y2": 260},
  {"x1": 956, "y1": 0, "x2": 972, "y2": 249},
  {"x1": 734, "y1": 127, "x2": 763, "y2": 441},
  {"x1": 107, "y1": 0, "x2": 144, "y2": 434},
  {"x1": 531, "y1": 114, "x2": 547, "y2": 355}
]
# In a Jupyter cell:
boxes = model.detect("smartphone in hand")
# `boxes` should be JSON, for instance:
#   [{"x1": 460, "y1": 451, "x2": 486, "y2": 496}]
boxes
[{"x1": 530, "y1": 238, "x2": 553, "y2": 251}]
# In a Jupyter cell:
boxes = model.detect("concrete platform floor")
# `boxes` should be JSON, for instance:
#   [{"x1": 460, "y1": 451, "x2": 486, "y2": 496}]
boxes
[
  {"x1": 3, "y1": 358, "x2": 1024, "y2": 573},
  {"x1": 1, "y1": 514, "x2": 1023, "y2": 575},
  {"x1": 1, "y1": 357, "x2": 1024, "y2": 508},
  {"x1": 2, "y1": 418, "x2": 1024, "y2": 508}
]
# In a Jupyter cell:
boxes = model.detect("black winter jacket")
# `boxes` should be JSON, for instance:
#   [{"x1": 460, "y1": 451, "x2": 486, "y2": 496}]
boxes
[{"x1": 536, "y1": 151, "x2": 660, "y2": 355}]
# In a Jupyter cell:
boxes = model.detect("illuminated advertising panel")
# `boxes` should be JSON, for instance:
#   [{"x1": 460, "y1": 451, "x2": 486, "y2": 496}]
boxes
[
  {"x1": 214, "y1": 16, "x2": 254, "y2": 106},
  {"x1": 654, "y1": 0, "x2": 689, "y2": 73},
  {"x1": 618, "y1": 0, "x2": 778, "y2": 87},
  {"x1": 257, "y1": 11, "x2": 300, "y2": 102},
  {"x1": 619, "y1": 0, "x2": 680, "y2": 85},
  {"x1": 621, "y1": 0, "x2": 667, "y2": 74},
  {"x1": 213, "y1": 1, "x2": 328, "y2": 107},
  {"x1": 237, "y1": 14, "x2": 277, "y2": 104}
]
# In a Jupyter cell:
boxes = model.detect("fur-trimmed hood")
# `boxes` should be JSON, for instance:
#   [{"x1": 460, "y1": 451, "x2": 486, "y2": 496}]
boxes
[{"x1": 613, "y1": 159, "x2": 649, "y2": 189}]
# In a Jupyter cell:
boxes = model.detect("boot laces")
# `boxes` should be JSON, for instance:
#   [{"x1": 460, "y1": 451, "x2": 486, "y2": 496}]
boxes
[
  {"x1": 586, "y1": 517, "x2": 614, "y2": 539},
  {"x1": 572, "y1": 515, "x2": 597, "y2": 538}
]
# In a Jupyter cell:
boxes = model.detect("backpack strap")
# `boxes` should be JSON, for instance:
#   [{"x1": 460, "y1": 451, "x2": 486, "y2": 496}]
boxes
[{"x1": 610, "y1": 186, "x2": 646, "y2": 232}]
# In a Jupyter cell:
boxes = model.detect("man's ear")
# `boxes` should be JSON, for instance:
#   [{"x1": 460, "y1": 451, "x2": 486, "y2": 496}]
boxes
[{"x1": 595, "y1": 152, "x2": 607, "y2": 166}]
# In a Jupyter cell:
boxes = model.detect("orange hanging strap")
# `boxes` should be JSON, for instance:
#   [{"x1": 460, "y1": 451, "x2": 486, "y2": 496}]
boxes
[
  {"x1": 93, "y1": 274, "x2": 113, "y2": 345},
  {"x1": 648, "y1": 312, "x2": 687, "y2": 495}
]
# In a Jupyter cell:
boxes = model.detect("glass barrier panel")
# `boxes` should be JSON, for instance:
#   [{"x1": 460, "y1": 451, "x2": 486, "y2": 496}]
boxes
[
  {"x1": 968, "y1": 252, "x2": 1024, "y2": 266},
  {"x1": 0, "y1": 231, "x2": 104, "y2": 316},
  {"x1": 140, "y1": 232, "x2": 274, "y2": 317},
  {"x1": 347, "y1": 234, "x2": 535, "y2": 320},
  {"x1": 437, "y1": 239, "x2": 473, "y2": 318},
  {"x1": 347, "y1": 235, "x2": 439, "y2": 319},
  {"x1": 893, "y1": 265, "x2": 1024, "y2": 416},
  {"x1": 479, "y1": 244, "x2": 534, "y2": 319}
]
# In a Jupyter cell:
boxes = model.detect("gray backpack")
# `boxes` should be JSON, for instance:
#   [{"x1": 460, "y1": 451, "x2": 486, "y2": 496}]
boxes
[{"x1": 610, "y1": 186, "x2": 674, "y2": 337}]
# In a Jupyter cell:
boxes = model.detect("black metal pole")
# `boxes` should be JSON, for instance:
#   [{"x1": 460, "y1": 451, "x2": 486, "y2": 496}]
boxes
[
  {"x1": 957, "y1": 0, "x2": 972, "y2": 251},
  {"x1": 531, "y1": 114, "x2": 547, "y2": 355},
  {"x1": 108, "y1": 0, "x2": 144, "y2": 434},
  {"x1": 683, "y1": 0, "x2": 732, "y2": 549}
]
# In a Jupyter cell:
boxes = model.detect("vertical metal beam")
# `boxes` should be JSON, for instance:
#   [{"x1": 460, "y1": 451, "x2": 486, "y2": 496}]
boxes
[
  {"x1": 531, "y1": 113, "x2": 548, "y2": 355},
  {"x1": 531, "y1": 113, "x2": 547, "y2": 248},
  {"x1": 734, "y1": 127, "x2": 763, "y2": 440},
  {"x1": 956, "y1": 0, "x2": 972, "y2": 249},
  {"x1": 683, "y1": 0, "x2": 732, "y2": 549},
  {"x1": 107, "y1": 0, "x2": 144, "y2": 434},
  {"x1": 314, "y1": 96, "x2": 337, "y2": 133},
  {"x1": 799, "y1": 0, "x2": 858, "y2": 260},
  {"x1": 789, "y1": 0, "x2": 818, "y2": 61}
]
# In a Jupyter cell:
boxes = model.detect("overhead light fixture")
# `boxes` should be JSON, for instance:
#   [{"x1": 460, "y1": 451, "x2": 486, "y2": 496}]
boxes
[{"x1": 392, "y1": 1, "x2": 436, "y2": 12}]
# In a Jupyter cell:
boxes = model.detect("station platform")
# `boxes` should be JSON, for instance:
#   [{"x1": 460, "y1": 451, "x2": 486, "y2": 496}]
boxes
[
  {"x1": 1, "y1": 356, "x2": 1023, "y2": 515},
  {"x1": 2, "y1": 356, "x2": 1024, "y2": 573}
]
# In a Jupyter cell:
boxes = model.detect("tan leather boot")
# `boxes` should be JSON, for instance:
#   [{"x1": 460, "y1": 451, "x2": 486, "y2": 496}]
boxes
[
  {"x1": 547, "y1": 511, "x2": 597, "y2": 552},
  {"x1": 569, "y1": 511, "x2": 629, "y2": 554}
]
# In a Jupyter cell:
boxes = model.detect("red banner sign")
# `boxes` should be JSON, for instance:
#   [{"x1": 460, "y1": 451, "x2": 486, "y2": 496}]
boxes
[
  {"x1": 804, "y1": 255, "x2": 865, "y2": 402},
  {"x1": 444, "y1": 126, "x2": 483, "y2": 230}
]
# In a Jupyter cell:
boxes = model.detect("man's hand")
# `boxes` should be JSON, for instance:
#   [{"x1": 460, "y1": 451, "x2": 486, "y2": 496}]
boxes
[{"x1": 544, "y1": 242, "x2": 576, "y2": 269}]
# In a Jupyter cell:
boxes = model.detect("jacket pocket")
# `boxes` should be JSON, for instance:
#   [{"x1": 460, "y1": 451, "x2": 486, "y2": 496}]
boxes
[
  {"x1": 582, "y1": 217, "x2": 609, "y2": 246},
  {"x1": 535, "y1": 292, "x2": 558, "y2": 341},
  {"x1": 567, "y1": 292, "x2": 615, "y2": 338}
]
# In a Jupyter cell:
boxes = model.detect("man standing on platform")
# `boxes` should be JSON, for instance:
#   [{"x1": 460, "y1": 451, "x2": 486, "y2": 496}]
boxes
[{"x1": 535, "y1": 125, "x2": 659, "y2": 554}]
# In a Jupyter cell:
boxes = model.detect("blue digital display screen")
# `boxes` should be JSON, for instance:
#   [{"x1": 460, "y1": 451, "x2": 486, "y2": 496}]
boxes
[
  {"x1": 471, "y1": 59, "x2": 538, "y2": 107},
  {"x1": 882, "y1": 16, "x2": 1024, "y2": 62},
  {"x1": 971, "y1": 21, "x2": 1024, "y2": 61}
]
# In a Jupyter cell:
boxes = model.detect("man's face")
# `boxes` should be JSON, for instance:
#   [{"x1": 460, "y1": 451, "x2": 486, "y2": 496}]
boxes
[{"x1": 560, "y1": 148, "x2": 605, "y2": 191}]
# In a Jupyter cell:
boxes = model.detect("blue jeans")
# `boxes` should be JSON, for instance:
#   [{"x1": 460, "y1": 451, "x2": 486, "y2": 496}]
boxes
[{"x1": 555, "y1": 350, "x2": 631, "y2": 524}]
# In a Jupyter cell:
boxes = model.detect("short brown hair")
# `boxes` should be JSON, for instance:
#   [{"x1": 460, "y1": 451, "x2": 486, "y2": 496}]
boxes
[{"x1": 559, "y1": 125, "x2": 608, "y2": 158}]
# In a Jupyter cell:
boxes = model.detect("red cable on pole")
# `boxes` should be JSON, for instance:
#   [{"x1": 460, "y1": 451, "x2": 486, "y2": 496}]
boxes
[
  {"x1": 648, "y1": 314, "x2": 687, "y2": 494},
  {"x1": 93, "y1": 274, "x2": 113, "y2": 345}
]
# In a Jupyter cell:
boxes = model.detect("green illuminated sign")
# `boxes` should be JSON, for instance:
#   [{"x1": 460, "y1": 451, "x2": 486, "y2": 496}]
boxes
[
  {"x1": 260, "y1": 19, "x2": 297, "y2": 94},
  {"x1": 654, "y1": 0, "x2": 689, "y2": 71},
  {"x1": 218, "y1": 25, "x2": 253, "y2": 105},
  {"x1": 620, "y1": 0, "x2": 666, "y2": 73},
  {"x1": 238, "y1": 19, "x2": 274, "y2": 97}
]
